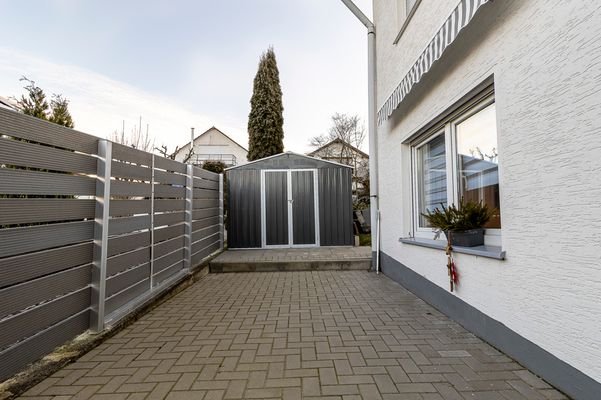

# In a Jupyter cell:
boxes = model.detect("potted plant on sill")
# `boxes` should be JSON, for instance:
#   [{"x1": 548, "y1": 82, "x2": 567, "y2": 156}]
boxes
[{"x1": 422, "y1": 199, "x2": 494, "y2": 247}]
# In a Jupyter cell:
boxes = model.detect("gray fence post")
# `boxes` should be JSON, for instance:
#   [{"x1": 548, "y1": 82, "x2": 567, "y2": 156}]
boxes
[
  {"x1": 184, "y1": 164, "x2": 194, "y2": 271},
  {"x1": 149, "y1": 154, "x2": 155, "y2": 289},
  {"x1": 90, "y1": 140, "x2": 112, "y2": 332},
  {"x1": 219, "y1": 173, "x2": 224, "y2": 250}
]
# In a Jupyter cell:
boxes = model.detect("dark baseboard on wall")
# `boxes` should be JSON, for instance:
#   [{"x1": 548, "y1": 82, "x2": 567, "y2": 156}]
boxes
[{"x1": 380, "y1": 251, "x2": 600, "y2": 400}]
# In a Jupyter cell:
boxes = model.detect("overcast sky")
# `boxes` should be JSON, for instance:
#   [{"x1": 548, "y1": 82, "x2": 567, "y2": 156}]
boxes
[{"x1": 0, "y1": 0, "x2": 372, "y2": 154}]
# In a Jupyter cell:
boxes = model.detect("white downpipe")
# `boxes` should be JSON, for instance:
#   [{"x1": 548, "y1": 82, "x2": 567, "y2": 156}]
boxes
[
  {"x1": 340, "y1": 0, "x2": 380, "y2": 269},
  {"x1": 376, "y1": 210, "x2": 381, "y2": 274}
]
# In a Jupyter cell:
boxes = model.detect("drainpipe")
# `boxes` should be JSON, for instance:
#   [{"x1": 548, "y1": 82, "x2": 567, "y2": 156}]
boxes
[{"x1": 340, "y1": 0, "x2": 380, "y2": 270}]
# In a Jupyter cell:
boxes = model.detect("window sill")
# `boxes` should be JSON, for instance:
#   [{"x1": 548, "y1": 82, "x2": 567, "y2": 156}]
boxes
[{"x1": 399, "y1": 237, "x2": 506, "y2": 260}]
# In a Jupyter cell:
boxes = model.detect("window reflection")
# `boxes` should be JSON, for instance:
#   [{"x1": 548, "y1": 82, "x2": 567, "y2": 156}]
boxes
[
  {"x1": 417, "y1": 134, "x2": 447, "y2": 227},
  {"x1": 456, "y1": 103, "x2": 501, "y2": 228}
]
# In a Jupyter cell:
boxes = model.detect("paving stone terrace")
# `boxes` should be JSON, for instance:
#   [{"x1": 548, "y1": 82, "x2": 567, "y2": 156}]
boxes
[
  {"x1": 20, "y1": 271, "x2": 566, "y2": 400},
  {"x1": 210, "y1": 247, "x2": 372, "y2": 272}
]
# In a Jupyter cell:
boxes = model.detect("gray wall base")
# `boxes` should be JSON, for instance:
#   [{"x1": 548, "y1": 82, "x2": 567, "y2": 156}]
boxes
[{"x1": 380, "y1": 251, "x2": 601, "y2": 400}]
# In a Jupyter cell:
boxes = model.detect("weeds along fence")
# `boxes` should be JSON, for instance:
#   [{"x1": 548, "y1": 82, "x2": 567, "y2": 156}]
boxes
[{"x1": 0, "y1": 108, "x2": 224, "y2": 381}]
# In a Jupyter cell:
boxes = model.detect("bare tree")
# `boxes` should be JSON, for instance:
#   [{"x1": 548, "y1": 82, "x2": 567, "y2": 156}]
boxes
[
  {"x1": 309, "y1": 113, "x2": 370, "y2": 207},
  {"x1": 154, "y1": 143, "x2": 194, "y2": 163},
  {"x1": 110, "y1": 117, "x2": 154, "y2": 152},
  {"x1": 310, "y1": 113, "x2": 366, "y2": 151}
]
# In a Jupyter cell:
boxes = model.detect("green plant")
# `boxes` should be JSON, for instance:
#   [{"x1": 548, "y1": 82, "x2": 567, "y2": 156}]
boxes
[{"x1": 422, "y1": 198, "x2": 494, "y2": 233}]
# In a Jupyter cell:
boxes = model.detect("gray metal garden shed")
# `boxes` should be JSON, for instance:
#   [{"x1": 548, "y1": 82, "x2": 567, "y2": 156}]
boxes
[{"x1": 226, "y1": 152, "x2": 354, "y2": 249}]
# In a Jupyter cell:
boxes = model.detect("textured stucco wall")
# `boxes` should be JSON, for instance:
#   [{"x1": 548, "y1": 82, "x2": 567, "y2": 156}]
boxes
[{"x1": 374, "y1": 0, "x2": 601, "y2": 383}]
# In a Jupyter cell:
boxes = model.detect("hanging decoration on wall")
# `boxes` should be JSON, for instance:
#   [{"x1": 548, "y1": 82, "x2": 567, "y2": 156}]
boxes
[{"x1": 445, "y1": 241, "x2": 459, "y2": 292}]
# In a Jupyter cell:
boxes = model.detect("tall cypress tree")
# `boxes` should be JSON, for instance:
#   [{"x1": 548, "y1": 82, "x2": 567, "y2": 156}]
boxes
[{"x1": 247, "y1": 47, "x2": 284, "y2": 161}]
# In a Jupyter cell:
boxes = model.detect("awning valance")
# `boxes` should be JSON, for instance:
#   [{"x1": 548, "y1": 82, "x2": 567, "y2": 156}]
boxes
[{"x1": 377, "y1": 0, "x2": 491, "y2": 125}]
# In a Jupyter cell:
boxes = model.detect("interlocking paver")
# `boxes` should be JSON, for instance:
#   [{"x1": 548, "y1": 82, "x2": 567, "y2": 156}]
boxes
[{"x1": 19, "y1": 271, "x2": 567, "y2": 399}]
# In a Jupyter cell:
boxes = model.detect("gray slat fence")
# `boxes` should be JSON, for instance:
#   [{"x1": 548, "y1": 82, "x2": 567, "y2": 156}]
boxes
[{"x1": 0, "y1": 108, "x2": 224, "y2": 381}]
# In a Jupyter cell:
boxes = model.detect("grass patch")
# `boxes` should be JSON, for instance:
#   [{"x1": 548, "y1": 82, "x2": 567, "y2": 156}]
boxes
[{"x1": 359, "y1": 233, "x2": 371, "y2": 246}]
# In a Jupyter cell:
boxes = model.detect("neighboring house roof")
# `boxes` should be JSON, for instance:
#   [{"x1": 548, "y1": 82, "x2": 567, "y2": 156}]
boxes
[
  {"x1": 226, "y1": 151, "x2": 353, "y2": 171},
  {"x1": 174, "y1": 126, "x2": 247, "y2": 157},
  {"x1": 0, "y1": 96, "x2": 20, "y2": 111},
  {"x1": 307, "y1": 137, "x2": 369, "y2": 159}
]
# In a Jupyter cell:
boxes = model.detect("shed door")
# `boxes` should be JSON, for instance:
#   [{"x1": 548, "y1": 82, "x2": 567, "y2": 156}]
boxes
[
  {"x1": 291, "y1": 170, "x2": 316, "y2": 245},
  {"x1": 262, "y1": 169, "x2": 319, "y2": 248},
  {"x1": 263, "y1": 171, "x2": 289, "y2": 246}
]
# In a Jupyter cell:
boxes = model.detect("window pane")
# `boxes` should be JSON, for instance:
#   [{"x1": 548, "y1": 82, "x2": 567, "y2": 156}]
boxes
[
  {"x1": 417, "y1": 134, "x2": 447, "y2": 227},
  {"x1": 456, "y1": 103, "x2": 501, "y2": 228},
  {"x1": 406, "y1": 0, "x2": 417, "y2": 12}
]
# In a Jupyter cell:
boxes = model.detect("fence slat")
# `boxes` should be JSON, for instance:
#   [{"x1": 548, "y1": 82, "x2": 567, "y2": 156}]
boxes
[
  {"x1": 154, "y1": 223, "x2": 185, "y2": 243},
  {"x1": 193, "y1": 166, "x2": 219, "y2": 181},
  {"x1": 155, "y1": 199, "x2": 186, "y2": 212},
  {"x1": 154, "y1": 169, "x2": 186, "y2": 185},
  {"x1": 193, "y1": 198, "x2": 220, "y2": 210},
  {"x1": 193, "y1": 177, "x2": 219, "y2": 190},
  {"x1": 111, "y1": 160, "x2": 152, "y2": 181},
  {"x1": 154, "y1": 156, "x2": 187, "y2": 173},
  {"x1": 0, "y1": 220, "x2": 94, "y2": 258},
  {"x1": 0, "y1": 243, "x2": 93, "y2": 289},
  {"x1": 105, "y1": 263, "x2": 150, "y2": 298},
  {"x1": 153, "y1": 261, "x2": 184, "y2": 286},
  {"x1": 0, "y1": 168, "x2": 96, "y2": 196},
  {"x1": 105, "y1": 278, "x2": 149, "y2": 315},
  {"x1": 107, "y1": 247, "x2": 150, "y2": 277},
  {"x1": 191, "y1": 224, "x2": 220, "y2": 243},
  {"x1": 108, "y1": 231, "x2": 150, "y2": 257},
  {"x1": 0, "y1": 137, "x2": 97, "y2": 174},
  {"x1": 108, "y1": 215, "x2": 151, "y2": 236},
  {"x1": 111, "y1": 180, "x2": 152, "y2": 197},
  {"x1": 153, "y1": 235, "x2": 185, "y2": 259},
  {"x1": 154, "y1": 212, "x2": 185, "y2": 227},
  {"x1": 191, "y1": 241, "x2": 220, "y2": 266},
  {"x1": 153, "y1": 248, "x2": 184, "y2": 273},
  {"x1": 0, "y1": 108, "x2": 98, "y2": 154},
  {"x1": 193, "y1": 188, "x2": 219, "y2": 199},
  {"x1": 192, "y1": 208, "x2": 219, "y2": 221},
  {"x1": 0, "y1": 264, "x2": 91, "y2": 320},
  {"x1": 0, "y1": 199, "x2": 95, "y2": 225},
  {"x1": 192, "y1": 231, "x2": 220, "y2": 254},
  {"x1": 154, "y1": 185, "x2": 186, "y2": 198},
  {"x1": 192, "y1": 216, "x2": 220, "y2": 232},
  {"x1": 0, "y1": 287, "x2": 90, "y2": 351},
  {"x1": 111, "y1": 143, "x2": 152, "y2": 166},
  {"x1": 0, "y1": 310, "x2": 90, "y2": 382},
  {"x1": 109, "y1": 200, "x2": 151, "y2": 217}
]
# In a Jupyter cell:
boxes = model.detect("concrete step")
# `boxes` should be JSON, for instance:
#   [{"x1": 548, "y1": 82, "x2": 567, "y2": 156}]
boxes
[{"x1": 210, "y1": 258, "x2": 371, "y2": 273}]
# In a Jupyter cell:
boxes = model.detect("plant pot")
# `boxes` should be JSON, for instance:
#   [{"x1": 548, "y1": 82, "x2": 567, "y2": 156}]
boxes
[{"x1": 445, "y1": 229, "x2": 484, "y2": 247}]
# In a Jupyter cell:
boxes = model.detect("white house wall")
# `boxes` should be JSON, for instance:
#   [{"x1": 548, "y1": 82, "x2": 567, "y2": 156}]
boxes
[{"x1": 374, "y1": 0, "x2": 601, "y2": 384}]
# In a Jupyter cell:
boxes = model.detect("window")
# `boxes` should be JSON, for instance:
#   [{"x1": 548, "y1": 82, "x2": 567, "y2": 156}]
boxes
[
  {"x1": 406, "y1": 0, "x2": 418, "y2": 12},
  {"x1": 415, "y1": 133, "x2": 447, "y2": 228},
  {"x1": 412, "y1": 97, "x2": 501, "y2": 237}
]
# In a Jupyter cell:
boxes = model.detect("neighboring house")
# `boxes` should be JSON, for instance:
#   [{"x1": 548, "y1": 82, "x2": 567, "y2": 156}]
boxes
[
  {"x1": 0, "y1": 96, "x2": 20, "y2": 111},
  {"x1": 307, "y1": 138, "x2": 369, "y2": 200},
  {"x1": 373, "y1": 0, "x2": 601, "y2": 398},
  {"x1": 307, "y1": 138, "x2": 369, "y2": 179},
  {"x1": 173, "y1": 126, "x2": 247, "y2": 167}
]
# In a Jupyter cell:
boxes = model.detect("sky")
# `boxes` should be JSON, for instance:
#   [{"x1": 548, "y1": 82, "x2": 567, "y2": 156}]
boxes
[{"x1": 0, "y1": 0, "x2": 372, "y2": 154}]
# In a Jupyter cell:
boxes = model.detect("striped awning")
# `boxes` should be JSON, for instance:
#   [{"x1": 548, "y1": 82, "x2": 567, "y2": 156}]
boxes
[{"x1": 377, "y1": 0, "x2": 491, "y2": 125}]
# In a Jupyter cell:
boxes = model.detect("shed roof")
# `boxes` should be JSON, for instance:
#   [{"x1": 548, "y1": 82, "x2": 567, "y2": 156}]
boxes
[{"x1": 225, "y1": 152, "x2": 353, "y2": 171}]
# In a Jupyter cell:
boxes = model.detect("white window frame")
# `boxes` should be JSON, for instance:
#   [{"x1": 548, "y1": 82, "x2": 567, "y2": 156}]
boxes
[
  {"x1": 412, "y1": 95, "x2": 501, "y2": 245},
  {"x1": 394, "y1": 0, "x2": 422, "y2": 44}
]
